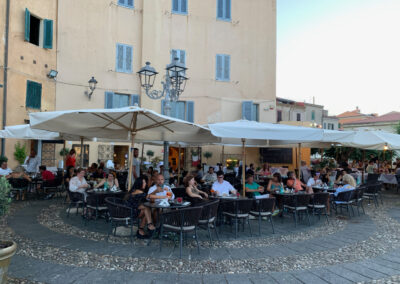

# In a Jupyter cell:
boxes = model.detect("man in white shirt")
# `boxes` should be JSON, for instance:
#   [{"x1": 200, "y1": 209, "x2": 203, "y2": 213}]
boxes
[
  {"x1": 0, "y1": 161, "x2": 12, "y2": 177},
  {"x1": 211, "y1": 171, "x2": 236, "y2": 196},
  {"x1": 24, "y1": 150, "x2": 40, "y2": 173},
  {"x1": 202, "y1": 167, "x2": 217, "y2": 184},
  {"x1": 148, "y1": 174, "x2": 175, "y2": 200},
  {"x1": 306, "y1": 172, "x2": 322, "y2": 193}
]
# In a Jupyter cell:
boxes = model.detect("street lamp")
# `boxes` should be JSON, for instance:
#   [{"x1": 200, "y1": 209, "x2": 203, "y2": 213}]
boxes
[
  {"x1": 137, "y1": 58, "x2": 189, "y2": 178},
  {"x1": 85, "y1": 76, "x2": 98, "y2": 100}
]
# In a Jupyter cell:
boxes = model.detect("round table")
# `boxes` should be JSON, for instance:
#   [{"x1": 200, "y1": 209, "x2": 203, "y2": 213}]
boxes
[{"x1": 143, "y1": 200, "x2": 191, "y2": 210}]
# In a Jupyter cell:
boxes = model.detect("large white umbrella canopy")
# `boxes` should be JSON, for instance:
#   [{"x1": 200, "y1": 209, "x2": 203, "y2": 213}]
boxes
[
  {"x1": 30, "y1": 106, "x2": 219, "y2": 189},
  {"x1": 340, "y1": 130, "x2": 400, "y2": 150},
  {"x1": 0, "y1": 124, "x2": 82, "y2": 140}
]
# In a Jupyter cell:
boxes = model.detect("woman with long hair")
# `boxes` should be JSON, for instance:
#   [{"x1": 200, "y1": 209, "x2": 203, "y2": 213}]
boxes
[{"x1": 184, "y1": 174, "x2": 208, "y2": 204}]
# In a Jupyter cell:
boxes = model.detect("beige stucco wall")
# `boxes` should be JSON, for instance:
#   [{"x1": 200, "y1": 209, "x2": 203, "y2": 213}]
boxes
[{"x1": 0, "y1": 0, "x2": 57, "y2": 168}]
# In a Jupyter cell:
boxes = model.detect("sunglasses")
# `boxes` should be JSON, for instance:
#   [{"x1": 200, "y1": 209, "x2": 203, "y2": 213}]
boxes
[{"x1": 217, "y1": 176, "x2": 224, "y2": 178}]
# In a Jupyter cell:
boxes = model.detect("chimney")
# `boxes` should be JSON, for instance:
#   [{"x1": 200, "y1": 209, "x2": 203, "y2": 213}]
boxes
[{"x1": 312, "y1": 96, "x2": 315, "y2": 105}]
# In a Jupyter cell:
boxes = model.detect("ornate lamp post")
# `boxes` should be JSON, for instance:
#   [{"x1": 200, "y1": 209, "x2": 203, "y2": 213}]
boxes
[{"x1": 137, "y1": 58, "x2": 188, "y2": 178}]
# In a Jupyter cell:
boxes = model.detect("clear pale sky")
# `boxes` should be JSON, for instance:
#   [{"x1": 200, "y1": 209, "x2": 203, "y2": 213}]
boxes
[{"x1": 277, "y1": 0, "x2": 400, "y2": 116}]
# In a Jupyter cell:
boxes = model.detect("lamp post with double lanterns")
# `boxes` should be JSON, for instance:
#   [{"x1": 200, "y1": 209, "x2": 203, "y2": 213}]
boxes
[{"x1": 137, "y1": 58, "x2": 188, "y2": 179}]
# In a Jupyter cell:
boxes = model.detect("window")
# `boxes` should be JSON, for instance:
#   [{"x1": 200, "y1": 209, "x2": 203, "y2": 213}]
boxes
[
  {"x1": 216, "y1": 54, "x2": 230, "y2": 81},
  {"x1": 241, "y1": 101, "x2": 259, "y2": 121},
  {"x1": 311, "y1": 110, "x2": 316, "y2": 121},
  {"x1": 323, "y1": 123, "x2": 327, "y2": 129},
  {"x1": 328, "y1": 123, "x2": 335, "y2": 130},
  {"x1": 116, "y1": 43, "x2": 133, "y2": 73},
  {"x1": 26, "y1": 80, "x2": 42, "y2": 109},
  {"x1": 105, "y1": 92, "x2": 140, "y2": 108},
  {"x1": 118, "y1": 0, "x2": 134, "y2": 8},
  {"x1": 217, "y1": 0, "x2": 231, "y2": 21},
  {"x1": 24, "y1": 8, "x2": 53, "y2": 49},
  {"x1": 296, "y1": 113, "x2": 301, "y2": 121},
  {"x1": 162, "y1": 100, "x2": 194, "y2": 122},
  {"x1": 277, "y1": 110, "x2": 282, "y2": 122},
  {"x1": 172, "y1": 0, "x2": 187, "y2": 14}
]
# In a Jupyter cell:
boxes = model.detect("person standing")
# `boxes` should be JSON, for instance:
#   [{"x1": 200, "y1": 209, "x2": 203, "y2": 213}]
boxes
[
  {"x1": 131, "y1": 148, "x2": 141, "y2": 186},
  {"x1": 24, "y1": 150, "x2": 40, "y2": 174},
  {"x1": 66, "y1": 149, "x2": 76, "y2": 168}
]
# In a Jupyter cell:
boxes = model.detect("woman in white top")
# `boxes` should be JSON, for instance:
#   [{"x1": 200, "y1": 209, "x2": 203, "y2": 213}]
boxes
[{"x1": 69, "y1": 168, "x2": 89, "y2": 200}]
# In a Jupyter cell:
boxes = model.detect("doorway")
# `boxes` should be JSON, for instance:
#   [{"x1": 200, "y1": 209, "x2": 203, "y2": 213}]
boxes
[
  {"x1": 114, "y1": 145, "x2": 129, "y2": 169},
  {"x1": 169, "y1": 147, "x2": 185, "y2": 171}
]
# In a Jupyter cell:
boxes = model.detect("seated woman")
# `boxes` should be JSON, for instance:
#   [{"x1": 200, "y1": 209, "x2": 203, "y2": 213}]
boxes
[
  {"x1": 95, "y1": 172, "x2": 119, "y2": 190},
  {"x1": 334, "y1": 174, "x2": 356, "y2": 197},
  {"x1": 184, "y1": 175, "x2": 208, "y2": 204},
  {"x1": 124, "y1": 176, "x2": 155, "y2": 239},
  {"x1": 245, "y1": 174, "x2": 264, "y2": 197},
  {"x1": 257, "y1": 163, "x2": 271, "y2": 176},
  {"x1": 267, "y1": 172, "x2": 284, "y2": 193},
  {"x1": 10, "y1": 166, "x2": 31, "y2": 200},
  {"x1": 286, "y1": 171, "x2": 305, "y2": 192},
  {"x1": 69, "y1": 168, "x2": 89, "y2": 201}
]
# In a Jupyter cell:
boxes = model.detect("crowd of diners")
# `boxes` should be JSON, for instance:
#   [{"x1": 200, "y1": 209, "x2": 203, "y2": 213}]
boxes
[{"x1": 2, "y1": 144, "x2": 400, "y2": 239}]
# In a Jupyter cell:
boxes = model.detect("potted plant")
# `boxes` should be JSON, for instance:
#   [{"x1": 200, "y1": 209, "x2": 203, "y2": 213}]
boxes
[
  {"x1": 13, "y1": 142, "x2": 27, "y2": 165},
  {"x1": 203, "y1": 151, "x2": 212, "y2": 164},
  {"x1": 146, "y1": 150, "x2": 154, "y2": 162},
  {"x1": 0, "y1": 176, "x2": 17, "y2": 283}
]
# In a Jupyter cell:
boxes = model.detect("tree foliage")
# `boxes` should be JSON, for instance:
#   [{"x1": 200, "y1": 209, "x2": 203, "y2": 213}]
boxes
[{"x1": 14, "y1": 142, "x2": 27, "y2": 165}]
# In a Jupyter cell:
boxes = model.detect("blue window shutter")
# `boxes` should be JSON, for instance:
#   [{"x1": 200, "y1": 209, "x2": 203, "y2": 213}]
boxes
[
  {"x1": 217, "y1": 0, "x2": 224, "y2": 19},
  {"x1": 242, "y1": 101, "x2": 253, "y2": 120},
  {"x1": 223, "y1": 55, "x2": 230, "y2": 80},
  {"x1": 105, "y1": 92, "x2": 114, "y2": 108},
  {"x1": 161, "y1": 100, "x2": 166, "y2": 115},
  {"x1": 225, "y1": 0, "x2": 231, "y2": 19},
  {"x1": 25, "y1": 8, "x2": 30, "y2": 42},
  {"x1": 171, "y1": 49, "x2": 178, "y2": 62},
  {"x1": 43, "y1": 19, "x2": 53, "y2": 49},
  {"x1": 172, "y1": 0, "x2": 179, "y2": 12},
  {"x1": 216, "y1": 55, "x2": 223, "y2": 80},
  {"x1": 127, "y1": 0, "x2": 134, "y2": 8},
  {"x1": 181, "y1": 0, "x2": 187, "y2": 13},
  {"x1": 131, "y1": 94, "x2": 140, "y2": 106},
  {"x1": 116, "y1": 44, "x2": 124, "y2": 72},
  {"x1": 118, "y1": 0, "x2": 126, "y2": 5},
  {"x1": 186, "y1": 101, "x2": 194, "y2": 122},
  {"x1": 179, "y1": 50, "x2": 186, "y2": 66},
  {"x1": 125, "y1": 45, "x2": 133, "y2": 73}
]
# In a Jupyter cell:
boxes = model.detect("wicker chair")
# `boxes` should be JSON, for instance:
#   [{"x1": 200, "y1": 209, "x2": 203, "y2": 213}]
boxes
[
  {"x1": 42, "y1": 176, "x2": 63, "y2": 197},
  {"x1": 307, "y1": 192, "x2": 329, "y2": 224},
  {"x1": 104, "y1": 197, "x2": 137, "y2": 243},
  {"x1": 8, "y1": 178, "x2": 29, "y2": 201},
  {"x1": 333, "y1": 190, "x2": 355, "y2": 218},
  {"x1": 249, "y1": 197, "x2": 275, "y2": 235},
  {"x1": 283, "y1": 194, "x2": 312, "y2": 227},
  {"x1": 198, "y1": 200, "x2": 220, "y2": 244},
  {"x1": 66, "y1": 190, "x2": 85, "y2": 217},
  {"x1": 222, "y1": 199, "x2": 254, "y2": 238},
  {"x1": 159, "y1": 206, "x2": 203, "y2": 258}
]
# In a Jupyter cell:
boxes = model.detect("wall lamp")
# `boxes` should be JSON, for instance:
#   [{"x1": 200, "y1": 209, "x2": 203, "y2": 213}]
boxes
[
  {"x1": 84, "y1": 76, "x2": 98, "y2": 100},
  {"x1": 47, "y1": 70, "x2": 58, "y2": 79}
]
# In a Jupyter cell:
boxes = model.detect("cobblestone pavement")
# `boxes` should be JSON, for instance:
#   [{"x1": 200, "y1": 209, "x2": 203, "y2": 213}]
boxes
[{"x1": 2, "y1": 191, "x2": 400, "y2": 283}]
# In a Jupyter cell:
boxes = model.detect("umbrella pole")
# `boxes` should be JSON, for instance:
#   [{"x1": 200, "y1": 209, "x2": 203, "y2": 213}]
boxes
[
  {"x1": 242, "y1": 138, "x2": 246, "y2": 197},
  {"x1": 297, "y1": 143, "x2": 301, "y2": 179},
  {"x1": 80, "y1": 137, "x2": 84, "y2": 167},
  {"x1": 362, "y1": 150, "x2": 365, "y2": 183},
  {"x1": 127, "y1": 132, "x2": 136, "y2": 191},
  {"x1": 140, "y1": 143, "x2": 144, "y2": 166},
  {"x1": 221, "y1": 145, "x2": 224, "y2": 165},
  {"x1": 178, "y1": 145, "x2": 181, "y2": 185}
]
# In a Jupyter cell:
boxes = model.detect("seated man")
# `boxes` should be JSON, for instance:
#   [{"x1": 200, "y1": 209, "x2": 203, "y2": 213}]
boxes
[
  {"x1": 147, "y1": 174, "x2": 175, "y2": 200},
  {"x1": 211, "y1": 171, "x2": 236, "y2": 196},
  {"x1": 245, "y1": 174, "x2": 264, "y2": 197},
  {"x1": 202, "y1": 166, "x2": 217, "y2": 184},
  {"x1": 39, "y1": 165, "x2": 55, "y2": 198},
  {"x1": 306, "y1": 171, "x2": 322, "y2": 193}
]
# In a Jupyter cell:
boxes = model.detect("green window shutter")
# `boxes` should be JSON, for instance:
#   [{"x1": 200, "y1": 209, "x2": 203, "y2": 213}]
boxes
[
  {"x1": 242, "y1": 101, "x2": 253, "y2": 120},
  {"x1": 25, "y1": 8, "x2": 30, "y2": 42},
  {"x1": 26, "y1": 81, "x2": 42, "y2": 109},
  {"x1": 185, "y1": 101, "x2": 194, "y2": 122},
  {"x1": 105, "y1": 92, "x2": 114, "y2": 108},
  {"x1": 43, "y1": 19, "x2": 53, "y2": 49},
  {"x1": 130, "y1": 94, "x2": 140, "y2": 106}
]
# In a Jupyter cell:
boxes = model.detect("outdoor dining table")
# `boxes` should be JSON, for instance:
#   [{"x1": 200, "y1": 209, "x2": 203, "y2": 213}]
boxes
[{"x1": 378, "y1": 174, "x2": 398, "y2": 185}]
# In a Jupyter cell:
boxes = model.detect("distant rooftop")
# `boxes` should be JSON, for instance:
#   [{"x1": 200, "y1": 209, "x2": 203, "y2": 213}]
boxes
[{"x1": 347, "y1": 111, "x2": 400, "y2": 125}]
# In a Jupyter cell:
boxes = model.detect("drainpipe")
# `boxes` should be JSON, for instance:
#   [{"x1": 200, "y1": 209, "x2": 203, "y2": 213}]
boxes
[{"x1": 1, "y1": 0, "x2": 10, "y2": 156}]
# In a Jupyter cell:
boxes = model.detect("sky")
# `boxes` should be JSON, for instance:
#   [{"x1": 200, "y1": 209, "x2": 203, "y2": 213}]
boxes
[{"x1": 277, "y1": 0, "x2": 400, "y2": 116}]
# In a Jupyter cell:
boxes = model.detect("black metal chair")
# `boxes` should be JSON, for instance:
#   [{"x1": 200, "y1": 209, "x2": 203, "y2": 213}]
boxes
[
  {"x1": 308, "y1": 192, "x2": 329, "y2": 224},
  {"x1": 104, "y1": 197, "x2": 137, "y2": 243},
  {"x1": 396, "y1": 175, "x2": 400, "y2": 193},
  {"x1": 66, "y1": 190, "x2": 85, "y2": 217},
  {"x1": 351, "y1": 186, "x2": 366, "y2": 215},
  {"x1": 42, "y1": 176, "x2": 63, "y2": 198},
  {"x1": 159, "y1": 206, "x2": 203, "y2": 258},
  {"x1": 84, "y1": 193, "x2": 109, "y2": 224},
  {"x1": 8, "y1": 178, "x2": 30, "y2": 201},
  {"x1": 222, "y1": 199, "x2": 253, "y2": 238},
  {"x1": 367, "y1": 173, "x2": 380, "y2": 183},
  {"x1": 364, "y1": 182, "x2": 382, "y2": 207},
  {"x1": 283, "y1": 194, "x2": 312, "y2": 227},
  {"x1": 172, "y1": 187, "x2": 186, "y2": 198},
  {"x1": 198, "y1": 200, "x2": 220, "y2": 244},
  {"x1": 332, "y1": 190, "x2": 355, "y2": 218},
  {"x1": 249, "y1": 197, "x2": 275, "y2": 235}
]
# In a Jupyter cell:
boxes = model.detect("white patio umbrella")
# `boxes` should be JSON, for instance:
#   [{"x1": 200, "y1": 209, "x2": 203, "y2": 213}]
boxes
[
  {"x1": 208, "y1": 120, "x2": 324, "y2": 196},
  {"x1": 30, "y1": 106, "x2": 219, "y2": 189},
  {"x1": 339, "y1": 130, "x2": 400, "y2": 150},
  {"x1": 0, "y1": 124, "x2": 78, "y2": 140}
]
